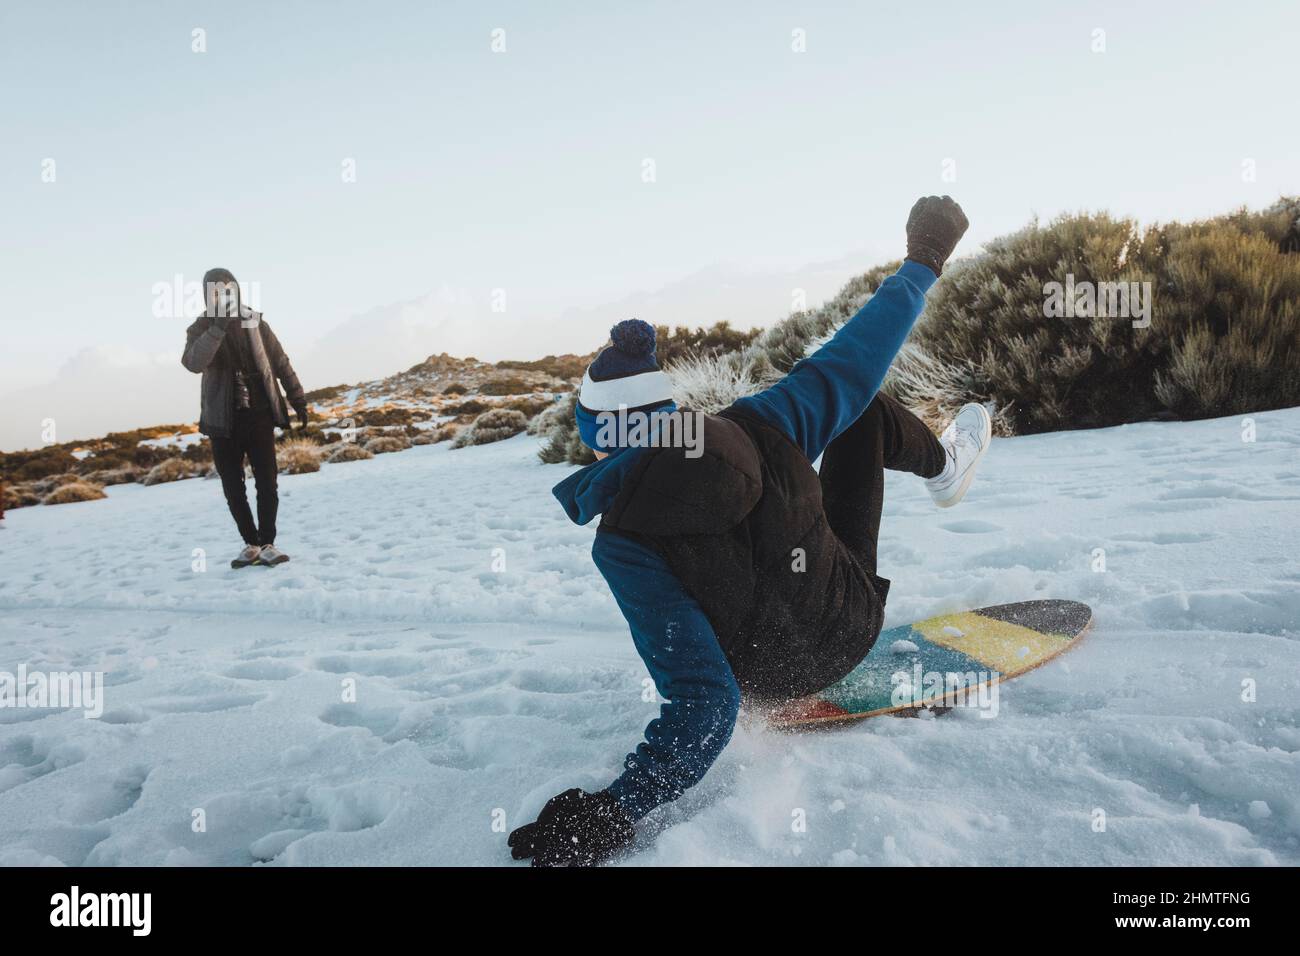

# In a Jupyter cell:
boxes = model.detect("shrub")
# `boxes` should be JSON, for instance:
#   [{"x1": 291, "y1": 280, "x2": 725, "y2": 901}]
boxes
[
  {"x1": 479, "y1": 375, "x2": 532, "y2": 396},
  {"x1": 503, "y1": 395, "x2": 552, "y2": 419},
  {"x1": 84, "y1": 464, "x2": 141, "y2": 486},
  {"x1": 912, "y1": 208, "x2": 1300, "y2": 432},
  {"x1": 654, "y1": 320, "x2": 762, "y2": 367},
  {"x1": 452, "y1": 408, "x2": 528, "y2": 448},
  {"x1": 303, "y1": 384, "x2": 349, "y2": 404},
  {"x1": 12, "y1": 452, "x2": 78, "y2": 481},
  {"x1": 444, "y1": 399, "x2": 489, "y2": 418},
  {"x1": 363, "y1": 435, "x2": 411, "y2": 455},
  {"x1": 43, "y1": 481, "x2": 107, "y2": 505},
  {"x1": 441, "y1": 382, "x2": 470, "y2": 395},
  {"x1": 277, "y1": 438, "x2": 323, "y2": 474},
  {"x1": 496, "y1": 354, "x2": 591, "y2": 379},
  {"x1": 326, "y1": 442, "x2": 374, "y2": 463},
  {"x1": 527, "y1": 398, "x2": 568, "y2": 436},
  {"x1": 353, "y1": 405, "x2": 424, "y2": 428},
  {"x1": 142, "y1": 458, "x2": 202, "y2": 485},
  {"x1": 32, "y1": 472, "x2": 88, "y2": 495},
  {"x1": 3, "y1": 483, "x2": 43, "y2": 509}
]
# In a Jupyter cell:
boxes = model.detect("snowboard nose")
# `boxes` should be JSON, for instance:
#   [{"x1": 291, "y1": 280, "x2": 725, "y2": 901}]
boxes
[{"x1": 976, "y1": 599, "x2": 1092, "y2": 638}]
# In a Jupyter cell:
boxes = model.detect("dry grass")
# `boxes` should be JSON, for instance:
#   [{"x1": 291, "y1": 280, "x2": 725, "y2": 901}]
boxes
[
  {"x1": 83, "y1": 464, "x2": 142, "y2": 486},
  {"x1": 142, "y1": 458, "x2": 203, "y2": 485},
  {"x1": 326, "y1": 442, "x2": 375, "y2": 463},
  {"x1": 277, "y1": 438, "x2": 323, "y2": 474},
  {"x1": 43, "y1": 481, "x2": 107, "y2": 505},
  {"x1": 3, "y1": 483, "x2": 44, "y2": 510},
  {"x1": 363, "y1": 435, "x2": 412, "y2": 455}
]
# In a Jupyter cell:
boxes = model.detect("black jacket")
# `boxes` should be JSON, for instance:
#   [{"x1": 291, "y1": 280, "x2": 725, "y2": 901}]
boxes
[
  {"x1": 181, "y1": 312, "x2": 305, "y2": 437},
  {"x1": 598, "y1": 406, "x2": 887, "y2": 699}
]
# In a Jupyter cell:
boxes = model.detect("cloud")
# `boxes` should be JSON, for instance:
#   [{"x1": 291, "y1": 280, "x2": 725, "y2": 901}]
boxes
[{"x1": 1, "y1": 346, "x2": 197, "y2": 452}]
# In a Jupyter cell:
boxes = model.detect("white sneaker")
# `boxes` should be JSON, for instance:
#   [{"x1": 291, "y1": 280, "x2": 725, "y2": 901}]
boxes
[
  {"x1": 926, "y1": 403, "x2": 992, "y2": 508},
  {"x1": 256, "y1": 543, "x2": 290, "y2": 566},
  {"x1": 231, "y1": 544, "x2": 262, "y2": 568}
]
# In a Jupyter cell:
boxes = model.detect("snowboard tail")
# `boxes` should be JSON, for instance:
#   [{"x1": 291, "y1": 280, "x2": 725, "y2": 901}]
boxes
[{"x1": 759, "y1": 599, "x2": 1092, "y2": 729}]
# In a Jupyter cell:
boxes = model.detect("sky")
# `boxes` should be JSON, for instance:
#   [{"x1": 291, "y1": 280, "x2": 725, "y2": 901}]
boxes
[{"x1": 1, "y1": 0, "x2": 1297, "y2": 450}]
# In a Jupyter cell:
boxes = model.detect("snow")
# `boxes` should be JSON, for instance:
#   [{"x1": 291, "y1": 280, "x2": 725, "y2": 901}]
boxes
[
  {"x1": 138, "y1": 432, "x2": 203, "y2": 451},
  {"x1": 1, "y1": 408, "x2": 1298, "y2": 866}
]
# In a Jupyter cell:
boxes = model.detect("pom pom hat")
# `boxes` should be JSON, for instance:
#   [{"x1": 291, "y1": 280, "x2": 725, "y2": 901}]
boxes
[{"x1": 576, "y1": 319, "x2": 676, "y2": 453}]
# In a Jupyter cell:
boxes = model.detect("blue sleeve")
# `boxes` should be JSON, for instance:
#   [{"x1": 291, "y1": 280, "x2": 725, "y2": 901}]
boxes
[
  {"x1": 591, "y1": 530, "x2": 741, "y2": 821},
  {"x1": 731, "y1": 259, "x2": 937, "y2": 461}
]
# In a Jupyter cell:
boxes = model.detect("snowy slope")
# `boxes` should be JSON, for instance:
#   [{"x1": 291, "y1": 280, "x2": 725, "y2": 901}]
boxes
[{"x1": 1, "y1": 409, "x2": 1298, "y2": 866}]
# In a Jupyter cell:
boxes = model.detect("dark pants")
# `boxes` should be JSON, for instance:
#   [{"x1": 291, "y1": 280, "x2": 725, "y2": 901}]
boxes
[
  {"x1": 818, "y1": 392, "x2": 945, "y2": 578},
  {"x1": 210, "y1": 408, "x2": 278, "y2": 546}
]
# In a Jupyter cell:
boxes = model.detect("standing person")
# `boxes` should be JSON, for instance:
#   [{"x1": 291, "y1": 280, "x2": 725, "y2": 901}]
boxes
[
  {"x1": 509, "y1": 197, "x2": 991, "y2": 866},
  {"x1": 181, "y1": 268, "x2": 308, "y2": 568}
]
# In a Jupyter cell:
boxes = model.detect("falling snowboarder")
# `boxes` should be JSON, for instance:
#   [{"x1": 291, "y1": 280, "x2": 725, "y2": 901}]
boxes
[
  {"x1": 509, "y1": 196, "x2": 991, "y2": 866},
  {"x1": 182, "y1": 268, "x2": 309, "y2": 569}
]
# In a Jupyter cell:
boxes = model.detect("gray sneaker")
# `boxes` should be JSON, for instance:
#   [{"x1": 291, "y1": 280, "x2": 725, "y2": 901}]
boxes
[
  {"x1": 231, "y1": 544, "x2": 262, "y2": 568},
  {"x1": 926, "y1": 403, "x2": 993, "y2": 508},
  {"x1": 256, "y1": 543, "x2": 290, "y2": 566}
]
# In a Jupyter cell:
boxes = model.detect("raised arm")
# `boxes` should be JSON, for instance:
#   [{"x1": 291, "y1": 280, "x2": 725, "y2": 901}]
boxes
[
  {"x1": 180, "y1": 315, "x2": 227, "y2": 373},
  {"x1": 730, "y1": 196, "x2": 968, "y2": 462}
]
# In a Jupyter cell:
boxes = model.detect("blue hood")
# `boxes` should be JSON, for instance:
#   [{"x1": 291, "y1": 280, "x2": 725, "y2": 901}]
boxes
[{"x1": 552, "y1": 445, "x2": 645, "y2": 525}]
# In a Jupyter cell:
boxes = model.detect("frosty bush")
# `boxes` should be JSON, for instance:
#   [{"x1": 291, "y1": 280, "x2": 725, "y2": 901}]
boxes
[
  {"x1": 536, "y1": 394, "x2": 592, "y2": 464},
  {"x1": 527, "y1": 398, "x2": 568, "y2": 436},
  {"x1": 43, "y1": 481, "x2": 107, "y2": 505},
  {"x1": 326, "y1": 442, "x2": 374, "y2": 463},
  {"x1": 363, "y1": 435, "x2": 411, "y2": 455},
  {"x1": 452, "y1": 408, "x2": 528, "y2": 448},
  {"x1": 142, "y1": 458, "x2": 202, "y2": 485},
  {"x1": 914, "y1": 205, "x2": 1300, "y2": 432},
  {"x1": 83, "y1": 464, "x2": 141, "y2": 486},
  {"x1": 277, "y1": 438, "x2": 322, "y2": 474},
  {"x1": 666, "y1": 350, "x2": 781, "y2": 414}
]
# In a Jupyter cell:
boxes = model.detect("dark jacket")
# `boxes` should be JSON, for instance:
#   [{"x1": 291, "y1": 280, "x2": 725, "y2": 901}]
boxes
[
  {"x1": 599, "y1": 407, "x2": 887, "y2": 701},
  {"x1": 553, "y1": 259, "x2": 938, "y2": 820},
  {"x1": 181, "y1": 311, "x2": 305, "y2": 438}
]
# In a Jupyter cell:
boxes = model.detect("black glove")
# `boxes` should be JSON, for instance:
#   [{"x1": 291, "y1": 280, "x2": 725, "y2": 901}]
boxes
[
  {"x1": 210, "y1": 313, "x2": 233, "y2": 333},
  {"x1": 293, "y1": 404, "x2": 310, "y2": 429},
  {"x1": 905, "y1": 195, "x2": 969, "y2": 276},
  {"x1": 508, "y1": 788, "x2": 635, "y2": 867}
]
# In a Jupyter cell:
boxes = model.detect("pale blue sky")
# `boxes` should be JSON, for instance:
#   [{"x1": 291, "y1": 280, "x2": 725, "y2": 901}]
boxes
[{"x1": 1, "y1": 0, "x2": 1297, "y2": 448}]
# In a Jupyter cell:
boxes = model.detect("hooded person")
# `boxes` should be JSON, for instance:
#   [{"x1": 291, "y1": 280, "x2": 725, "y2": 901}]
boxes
[
  {"x1": 181, "y1": 267, "x2": 309, "y2": 568},
  {"x1": 508, "y1": 196, "x2": 992, "y2": 866}
]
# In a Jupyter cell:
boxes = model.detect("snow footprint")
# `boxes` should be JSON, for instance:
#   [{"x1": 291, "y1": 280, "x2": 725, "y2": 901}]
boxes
[{"x1": 65, "y1": 764, "x2": 149, "y2": 824}]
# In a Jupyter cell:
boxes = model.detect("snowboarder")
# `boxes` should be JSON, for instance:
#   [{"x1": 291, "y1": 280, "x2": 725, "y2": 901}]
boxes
[
  {"x1": 509, "y1": 196, "x2": 990, "y2": 866},
  {"x1": 181, "y1": 268, "x2": 308, "y2": 569}
]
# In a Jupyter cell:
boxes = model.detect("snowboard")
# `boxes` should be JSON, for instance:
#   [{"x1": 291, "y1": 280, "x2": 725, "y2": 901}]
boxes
[{"x1": 759, "y1": 599, "x2": 1092, "y2": 729}]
